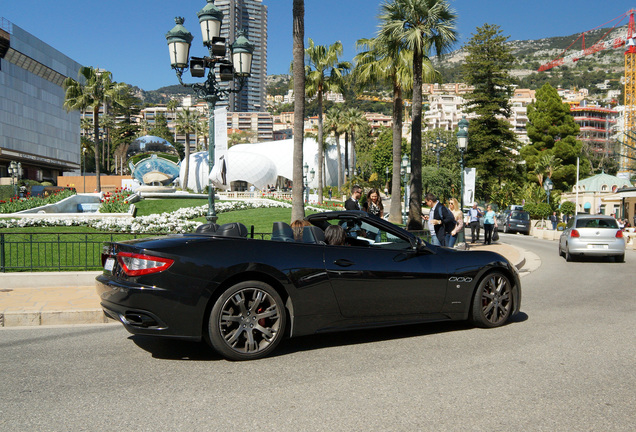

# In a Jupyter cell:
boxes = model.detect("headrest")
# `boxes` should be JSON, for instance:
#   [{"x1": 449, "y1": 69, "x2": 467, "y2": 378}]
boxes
[
  {"x1": 195, "y1": 223, "x2": 220, "y2": 234},
  {"x1": 302, "y1": 225, "x2": 325, "y2": 244},
  {"x1": 215, "y1": 222, "x2": 249, "y2": 238},
  {"x1": 271, "y1": 222, "x2": 294, "y2": 242}
]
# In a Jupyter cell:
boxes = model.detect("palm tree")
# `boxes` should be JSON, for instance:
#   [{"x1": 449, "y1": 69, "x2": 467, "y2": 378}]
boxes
[
  {"x1": 100, "y1": 114, "x2": 115, "y2": 173},
  {"x1": 379, "y1": 0, "x2": 457, "y2": 229},
  {"x1": 305, "y1": 39, "x2": 351, "y2": 204},
  {"x1": 341, "y1": 108, "x2": 367, "y2": 181},
  {"x1": 175, "y1": 108, "x2": 199, "y2": 190},
  {"x1": 166, "y1": 98, "x2": 180, "y2": 142},
  {"x1": 63, "y1": 66, "x2": 127, "y2": 192},
  {"x1": 291, "y1": 0, "x2": 305, "y2": 222},
  {"x1": 325, "y1": 106, "x2": 345, "y2": 192},
  {"x1": 197, "y1": 116, "x2": 209, "y2": 151},
  {"x1": 355, "y1": 36, "x2": 415, "y2": 224}
]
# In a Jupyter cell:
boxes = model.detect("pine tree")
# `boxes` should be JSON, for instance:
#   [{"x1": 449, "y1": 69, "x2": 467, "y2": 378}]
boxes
[
  {"x1": 461, "y1": 24, "x2": 521, "y2": 201},
  {"x1": 521, "y1": 83, "x2": 588, "y2": 190}
]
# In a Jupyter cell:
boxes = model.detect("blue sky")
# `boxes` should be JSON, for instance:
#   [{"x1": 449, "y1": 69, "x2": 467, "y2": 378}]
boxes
[{"x1": 2, "y1": 0, "x2": 633, "y2": 90}]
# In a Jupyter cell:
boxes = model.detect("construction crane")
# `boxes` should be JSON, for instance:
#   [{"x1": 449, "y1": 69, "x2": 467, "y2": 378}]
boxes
[{"x1": 538, "y1": 10, "x2": 636, "y2": 174}]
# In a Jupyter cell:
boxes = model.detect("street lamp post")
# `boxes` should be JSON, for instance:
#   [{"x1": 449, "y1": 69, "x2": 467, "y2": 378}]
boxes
[
  {"x1": 166, "y1": 2, "x2": 254, "y2": 223},
  {"x1": 544, "y1": 177, "x2": 554, "y2": 205},
  {"x1": 456, "y1": 117, "x2": 469, "y2": 211},
  {"x1": 457, "y1": 117, "x2": 469, "y2": 246},
  {"x1": 8, "y1": 161, "x2": 21, "y2": 198},
  {"x1": 303, "y1": 163, "x2": 315, "y2": 203},
  {"x1": 82, "y1": 148, "x2": 87, "y2": 193},
  {"x1": 401, "y1": 154, "x2": 410, "y2": 226},
  {"x1": 428, "y1": 133, "x2": 447, "y2": 168}
]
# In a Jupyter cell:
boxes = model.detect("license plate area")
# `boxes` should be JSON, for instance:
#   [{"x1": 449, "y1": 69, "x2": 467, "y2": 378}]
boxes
[
  {"x1": 104, "y1": 257, "x2": 115, "y2": 271},
  {"x1": 587, "y1": 244, "x2": 608, "y2": 249}
]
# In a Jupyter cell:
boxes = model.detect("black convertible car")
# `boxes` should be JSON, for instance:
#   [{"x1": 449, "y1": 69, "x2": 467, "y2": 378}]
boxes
[{"x1": 97, "y1": 210, "x2": 521, "y2": 360}]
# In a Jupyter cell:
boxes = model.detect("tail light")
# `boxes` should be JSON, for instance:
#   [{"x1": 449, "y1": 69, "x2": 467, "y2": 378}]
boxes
[
  {"x1": 570, "y1": 229, "x2": 580, "y2": 238},
  {"x1": 117, "y1": 252, "x2": 174, "y2": 276},
  {"x1": 616, "y1": 230, "x2": 623, "y2": 239}
]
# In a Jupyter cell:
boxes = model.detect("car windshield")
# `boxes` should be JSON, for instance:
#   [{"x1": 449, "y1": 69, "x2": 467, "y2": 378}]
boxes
[
  {"x1": 510, "y1": 211, "x2": 529, "y2": 220},
  {"x1": 575, "y1": 218, "x2": 618, "y2": 229}
]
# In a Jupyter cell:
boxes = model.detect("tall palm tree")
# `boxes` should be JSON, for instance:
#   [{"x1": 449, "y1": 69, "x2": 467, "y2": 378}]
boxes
[
  {"x1": 175, "y1": 108, "x2": 199, "y2": 190},
  {"x1": 167, "y1": 98, "x2": 180, "y2": 142},
  {"x1": 355, "y1": 36, "x2": 414, "y2": 224},
  {"x1": 325, "y1": 106, "x2": 345, "y2": 192},
  {"x1": 291, "y1": 0, "x2": 305, "y2": 222},
  {"x1": 305, "y1": 39, "x2": 351, "y2": 204},
  {"x1": 341, "y1": 108, "x2": 367, "y2": 181},
  {"x1": 197, "y1": 116, "x2": 209, "y2": 151},
  {"x1": 100, "y1": 114, "x2": 115, "y2": 173},
  {"x1": 63, "y1": 66, "x2": 127, "y2": 192},
  {"x1": 379, "y1": 0, "x2": 457, "y2": 229}
]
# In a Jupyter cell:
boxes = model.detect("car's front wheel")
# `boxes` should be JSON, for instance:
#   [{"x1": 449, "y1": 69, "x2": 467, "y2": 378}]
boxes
[
  {"x1": 470, "y1": 272, "x2": 513, "y2": 328},
  {"x1": 208, "y1": 281, "x2": 286, "y2": 361}
]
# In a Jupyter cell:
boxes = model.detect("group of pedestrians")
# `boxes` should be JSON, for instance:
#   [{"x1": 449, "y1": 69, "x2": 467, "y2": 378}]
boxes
[
  {"x1": 345, "y1": 185, "x2": 384, "y2": 219},
  {"x1": 343, "y1": 185, "x2": 503, "y2": 248}
]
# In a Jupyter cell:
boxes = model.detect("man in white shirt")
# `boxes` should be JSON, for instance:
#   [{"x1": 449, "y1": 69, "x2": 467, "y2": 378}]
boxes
[{"x1": 467, "y1": 202, "x2": 483, "y2": 243}]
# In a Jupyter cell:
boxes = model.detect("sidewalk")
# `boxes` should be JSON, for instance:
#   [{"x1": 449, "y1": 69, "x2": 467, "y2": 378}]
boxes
[{"x1": 0, "y1": 242, "x2": 528, "y2": 328}]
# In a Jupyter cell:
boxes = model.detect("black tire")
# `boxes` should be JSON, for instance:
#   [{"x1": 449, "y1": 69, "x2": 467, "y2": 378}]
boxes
[
  {"x1": 565, "y1": 247, "x2": 574, "y2": 262},
  {"x1": 615, "y1": 254, "x2": 625, "y2": 263},
  {"x1": 470, "y1": 272, "x2": 513, "y2": 328},
  {"x1": 558, "y1": 244, "x2": 565, "y2": 258},
  {"x1": 208, "y1": 281, "x2": 286, "y2": 361}
]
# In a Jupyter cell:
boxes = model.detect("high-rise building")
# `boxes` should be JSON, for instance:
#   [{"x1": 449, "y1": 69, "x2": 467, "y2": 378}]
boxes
[
  {"x1": 0, "y1": 18, "x2": 82, "y2": 183},
  {"x1": 215, "y1": 0, "x2": 267, "y2": 113}
]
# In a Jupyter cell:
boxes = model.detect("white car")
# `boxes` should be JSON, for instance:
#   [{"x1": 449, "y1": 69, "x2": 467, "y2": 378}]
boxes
[{"x1": 558, "y1": 215, "x2": 626, "y2": 262}]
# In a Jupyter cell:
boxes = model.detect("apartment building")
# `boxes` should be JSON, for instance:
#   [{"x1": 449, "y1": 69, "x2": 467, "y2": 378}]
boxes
[
  {"x1": 570, "y1": 103, "x2": 619, "y2": 158},
  {"x1": 215, "y1": 0, "x2": 267, "y2": 113}
]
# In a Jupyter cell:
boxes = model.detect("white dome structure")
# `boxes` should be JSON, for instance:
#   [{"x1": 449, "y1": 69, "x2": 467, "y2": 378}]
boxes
[{"x1": 179, "y1": 138, "x2": 348, "y2": 192}]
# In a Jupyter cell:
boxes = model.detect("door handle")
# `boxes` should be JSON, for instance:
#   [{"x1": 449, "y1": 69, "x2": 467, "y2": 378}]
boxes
[{"x1": 334, "y1": 259, "x2": 354, "y2": 267}]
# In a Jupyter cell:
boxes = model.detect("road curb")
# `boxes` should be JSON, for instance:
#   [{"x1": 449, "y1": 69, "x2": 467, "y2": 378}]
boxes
[
  {"x1": 0, "y1": 271, "x2": 102, "y2": 289},
  {"x1": 1, "y1": 309, "x2": 109, "y2": 327}
]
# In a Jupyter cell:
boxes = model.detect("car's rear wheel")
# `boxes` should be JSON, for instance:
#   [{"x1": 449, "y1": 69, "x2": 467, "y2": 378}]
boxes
[
  {"x1": 615, "y1": 254, "x2": 625, "y2": 263},
  {"x1": 558, "y1": 243, "x2": 565, "y2": 258},
  {"x1": 208, "y1": 281, "x2": 286, "y2": 361},
  {"x1": 565, "y1": 248, "x2": 574, "y2": 262},
  {"x1": 470, "y1": 272, "x2": 513, "y2": 328}
]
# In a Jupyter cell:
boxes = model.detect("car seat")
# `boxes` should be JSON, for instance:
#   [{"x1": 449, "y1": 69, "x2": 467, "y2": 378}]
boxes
[
  {"x1": 215, "y1": 222, "x2": 249, "y2": 238},
  {"x1": 302, "y1": 225, "x2": 325, "y2": 244},
  {"x1": 271, "y1": 222, "x2": 295, "y2": 242}
]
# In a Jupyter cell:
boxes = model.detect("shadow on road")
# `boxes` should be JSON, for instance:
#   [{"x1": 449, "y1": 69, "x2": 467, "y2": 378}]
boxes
[{"x1": 127, "y1": 312, "x2": 529, "y2": 361}]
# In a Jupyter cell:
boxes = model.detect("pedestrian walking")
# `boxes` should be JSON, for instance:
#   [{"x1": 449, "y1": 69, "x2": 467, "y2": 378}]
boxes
[
  {"x1": 448, "y1": 198, "x2": 464, "y2": 248},
  {"x1": 344, "y1": 185, "x2": 362, "y2": 210},
  {"x1": 550, "y1": 211, "x2": 558, "y2": 230},
  {"x1": 467, "y1": 202, "x2": 483, "y2": 243},
  {"x1": 483, "y1": 204, "x2": 497, "y2": 245}
]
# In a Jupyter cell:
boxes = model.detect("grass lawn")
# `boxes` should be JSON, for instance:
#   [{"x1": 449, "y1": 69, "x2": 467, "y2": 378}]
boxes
[
  {"x1": 0, "y1": 202, "x2": 322, "y2": 271},
  {"x1": 134, "y1": 198, "x2": 209, "y2": 216}
]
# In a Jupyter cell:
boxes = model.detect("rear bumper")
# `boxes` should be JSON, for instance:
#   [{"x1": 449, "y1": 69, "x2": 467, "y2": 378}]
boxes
[
  {"x1": 96, "y1": 274, "x2": 203, "y2": 340},
  {"x1": 567, "y1": 239, "x2": 625, "y2": 256}
]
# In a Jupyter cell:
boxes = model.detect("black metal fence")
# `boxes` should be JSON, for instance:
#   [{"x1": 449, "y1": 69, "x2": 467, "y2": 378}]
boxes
[{"x1": 0, "y1": 232, "x2": 165, "y2": 273}]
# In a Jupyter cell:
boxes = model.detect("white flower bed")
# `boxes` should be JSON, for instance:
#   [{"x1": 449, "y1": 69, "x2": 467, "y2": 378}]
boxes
[{"x1": 0, "y1": 199, "x2": 326, "y2": 233}]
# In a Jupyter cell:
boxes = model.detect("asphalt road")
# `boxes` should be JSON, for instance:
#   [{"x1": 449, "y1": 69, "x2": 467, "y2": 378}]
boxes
[{"x1": 1, "y1": 235, "x2": 634, "y2": 431}]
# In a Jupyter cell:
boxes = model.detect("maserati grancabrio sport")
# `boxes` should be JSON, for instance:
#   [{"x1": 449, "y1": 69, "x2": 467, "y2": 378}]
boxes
[{"x1": 96, "y1": 211, "x2": 522, "y2": 360}]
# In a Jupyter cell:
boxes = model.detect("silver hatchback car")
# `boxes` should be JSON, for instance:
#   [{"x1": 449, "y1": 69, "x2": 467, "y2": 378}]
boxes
[{"x1": 559, "y1": 214, "x2": 626, "y2": 262}]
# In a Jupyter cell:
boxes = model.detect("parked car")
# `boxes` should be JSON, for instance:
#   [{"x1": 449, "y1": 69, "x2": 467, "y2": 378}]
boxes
[
  {"x1": 497, "y1": 210, "x2": 531, "y2": 235},
  {"x1": 558, "y1": 214, "x2": 626, "y2": 262},
  {"x1": 96, "y1": 210, "x2": 522, "y2": 360}
]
